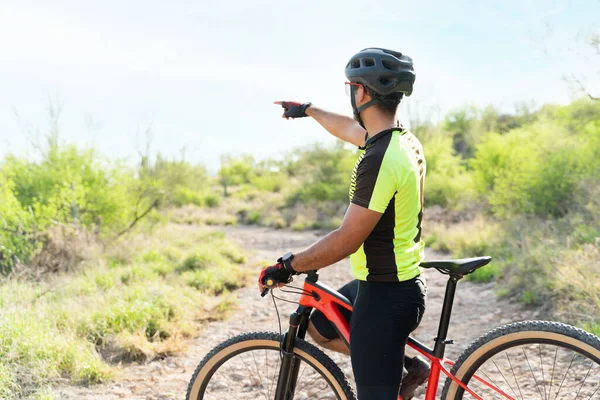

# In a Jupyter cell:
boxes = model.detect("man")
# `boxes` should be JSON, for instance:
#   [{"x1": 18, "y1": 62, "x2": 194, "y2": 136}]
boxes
[{"x1": 258, "y1": 48, "x2": 428, "y2": 399}]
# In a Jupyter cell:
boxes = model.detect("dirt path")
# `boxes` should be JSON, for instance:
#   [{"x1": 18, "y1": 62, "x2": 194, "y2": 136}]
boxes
[{"x1": 56, "y1": 226, "x2": 540, "y2": 399}]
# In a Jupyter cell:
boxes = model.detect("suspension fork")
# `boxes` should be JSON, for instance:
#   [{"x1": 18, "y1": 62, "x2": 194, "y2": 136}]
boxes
[{"x1": 274, "y1": 305, "x2": 312, "y2": 400}]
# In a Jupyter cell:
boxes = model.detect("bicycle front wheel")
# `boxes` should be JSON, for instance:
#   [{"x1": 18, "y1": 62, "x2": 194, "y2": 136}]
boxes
[
  {"x1": 186, "y1": 331, "x2": 356, "y2": 400},
  {"x1": 442, "y1": 321, "x2": 600, "y2": 399}
]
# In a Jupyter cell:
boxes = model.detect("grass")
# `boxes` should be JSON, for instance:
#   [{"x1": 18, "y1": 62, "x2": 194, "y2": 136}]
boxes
[
  {"x1": 168, "y1": 191, "x2": 344, "y2": 232},
  {"x1": 426, "y1": 215, "x2": 503, "y2": 282},
  {"x1": 0, "y1": 224, "x2": 249, "y2": 399},
  {"x1": 424, "y1": 211, "x2": 600, "y2": 334}
]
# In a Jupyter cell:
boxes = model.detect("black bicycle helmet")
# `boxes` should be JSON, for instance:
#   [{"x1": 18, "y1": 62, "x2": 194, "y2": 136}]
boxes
[{"x1": 345, "y1": 48, "x2": 415, "y2": 97}]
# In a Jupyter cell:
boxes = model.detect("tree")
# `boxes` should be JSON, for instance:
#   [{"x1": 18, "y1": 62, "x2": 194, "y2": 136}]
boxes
[{"x1": 218, "y1": 155, "x2": 254, "y2": 196}]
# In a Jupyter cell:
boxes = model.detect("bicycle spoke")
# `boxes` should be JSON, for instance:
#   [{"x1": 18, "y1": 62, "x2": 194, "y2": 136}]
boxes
[
  {"x1": 304, "y1": 379, "x2": 334, "y2": 399},
  {"x1": 264, "y1": 349, "x2": 270, "y2": 399},
  {"x1": 217, "y1": 366, "x2": 242, "y2": 392},
  {"x1": 587, "y1": 383, "x2": 599, "y2": 399},
  {"x1": 491, "y1": 358, "x2": 518, "y2": 399},
  {"x1": 251, "y1": 350, "x2": 265, "y2": 392},
  {"x1": 506, "y1": 351, "x2": 525, "y2": 400},
  {"x1": 538, "y1": 344, "x2": 548, "y2": 400},
  {"x1": 238, "y1": 353, "x2": 263, "y2": 390},
  {"x1": 220, "y1": 361, "x2": 255, "y2": 399},
  {"x1": 553, "y1": 351, "x2": 576, "y2": 400},
  {"x1": 269, "y1": 354, "x2": 281, "y2": 397},
  {"x1": 548, "y1": 346, "x2": 558, "y2": 400},
  {"x1": 522, "y1": 346, "x2": 545, "y2": 399},
  {"x1": 461, "y1": 343, "x2": 600, "y2": 400},
  {"x1": 472, "y1": 368, "x2": 501, "y2": 398},
  {"x1": 213, "y1": 369, "x2": 241, "y2": 400},
  {"x1": 202, "y1": 347, "x2": 346, "y2": 399},
  {"x1": 574, "y1": 359, "x2": 594, "y2": 400},
  {"x1": 294, "y1": 372, "x2": 325, "y2": 395},
  {"x1": 296, "y1": 362, "x2": 309, "y2": 387}
]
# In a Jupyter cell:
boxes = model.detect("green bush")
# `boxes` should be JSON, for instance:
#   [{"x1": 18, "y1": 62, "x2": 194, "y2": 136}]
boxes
[
  {"x1": 287, "y1": 143, "x2": 356, "y2": 204},
  {"x1": 249, "y1": 171, "x2": 285, "y2": 193},
  {"x1": 422, "y1": 135, "x2": 474, "y2": 209},
  {"x1": 0, "y1": 144, "x2": 143, "y2": 272},
  {"x1": 172, "y1": 187, "x2": 205, "y2": 207},
  {"x1": 246, "y1": 211, "x2": 262, "y2": 225},
  {"x1": 3, "y1": 145, "x2": 138, "y2": 231},
  {"x1": 470, "y1": 120, "x2": 595, "y2": 217},
  {"x1": 0, "y1": 173, "x2": 37, "y2": 270},
  {"x1": 203, "y1": 193, "x2": 221, "y2": 208},
  {"x1": 138, "y1": 154, "x2": 209, "y2": 206}
]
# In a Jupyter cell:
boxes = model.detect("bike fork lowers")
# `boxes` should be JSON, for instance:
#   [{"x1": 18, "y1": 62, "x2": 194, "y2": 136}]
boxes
[{"x1": 274, "y1": 306, "x2": 311, "y2": 400}]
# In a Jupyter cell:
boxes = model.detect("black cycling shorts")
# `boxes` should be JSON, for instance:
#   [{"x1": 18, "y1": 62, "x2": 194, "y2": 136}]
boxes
[{"x1": 310, "y1": 277, "x2": 426, "y2": 400}]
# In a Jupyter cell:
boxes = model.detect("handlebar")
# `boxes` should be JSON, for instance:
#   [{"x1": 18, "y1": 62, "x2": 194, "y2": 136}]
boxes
[
  {"x1": 259, "y1": 269, "x2": 319, "y2": 297},
  {"x1": 260, "y1": 276, "x2": 279, "y2": 297}
]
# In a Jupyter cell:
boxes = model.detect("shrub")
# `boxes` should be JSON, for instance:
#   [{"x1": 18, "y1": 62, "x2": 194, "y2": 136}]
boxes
[
  {"x1": 422, "y1": 135, "x2": 475, "y2": 209},
  {"x1": 0, "y1": 173, "x2": 38, "y2": 271},
  {"x1": 286, "y1": 143, "x2": 356, "y2": 204},
  {"x1": 172, "y1": 187, "x2": 204, "y2": 207},
  {"x1": 246, "y1": 211, "x2": 262, "y2": 225},
  {"x1": 470, "y1": 121, "x2": 594, "y2": 217},
  {"x1": 203, "y1": 193, "x2": 221, "y2": 208}
]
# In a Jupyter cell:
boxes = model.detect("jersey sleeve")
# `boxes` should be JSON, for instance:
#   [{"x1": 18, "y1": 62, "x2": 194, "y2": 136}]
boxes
[{"x1": 350, "y1": 153, "x2": 397, "y2": 213}]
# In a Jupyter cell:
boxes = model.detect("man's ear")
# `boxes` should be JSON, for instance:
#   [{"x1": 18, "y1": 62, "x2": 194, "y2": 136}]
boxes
[{"x1": 357, "y1": 85, "x2": 369, "y2": 104}]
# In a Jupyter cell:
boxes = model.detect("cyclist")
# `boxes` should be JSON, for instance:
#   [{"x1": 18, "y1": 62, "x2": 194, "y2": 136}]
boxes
[{"x1": 258, "y1": 48, "x2": 428, "y2": 399}]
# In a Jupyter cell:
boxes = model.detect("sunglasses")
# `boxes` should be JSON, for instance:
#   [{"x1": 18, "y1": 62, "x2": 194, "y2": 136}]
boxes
[{"x1": 345, "y1": 81, "x2": 363, "y2": 97}]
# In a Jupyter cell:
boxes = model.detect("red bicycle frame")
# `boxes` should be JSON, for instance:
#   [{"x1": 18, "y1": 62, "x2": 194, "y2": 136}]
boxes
[{"x1": 297, "y1": 276, "x2": 515, "y2": 400}]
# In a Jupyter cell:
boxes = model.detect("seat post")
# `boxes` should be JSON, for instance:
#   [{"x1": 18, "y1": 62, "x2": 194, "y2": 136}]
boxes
[{"x1": 433, "y1": 276, "x2": 459, "y2": 358}]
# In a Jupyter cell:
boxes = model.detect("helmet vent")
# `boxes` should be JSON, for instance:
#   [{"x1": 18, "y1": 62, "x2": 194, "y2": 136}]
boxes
[
  {"x1": 364, "y1": 58, "x2": 375, "y2": 67},
  {"x1": 351, "y1": 59, "x2": 361, "y2": 69},
  {"x1": 382, "y1": 59, "x2": 400, "y2": 71}
]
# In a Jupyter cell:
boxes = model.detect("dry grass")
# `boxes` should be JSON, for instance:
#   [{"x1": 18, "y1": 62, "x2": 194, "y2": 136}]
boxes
[
  {"x1": 10, "y1": 225, "x2": 104, "y2": 280},
  {"x1": 552, "y1": 243, "x2": 600, "y2": 331},
  {"x1": 426, "y1": 214, "x2": 502, "y2": 256},
  {"x1": 425, "y1": 209, "x2": 600, "y2": 334},
  {"x1": 168, "y1": 193, "x2": 345, "y2": 231},
  {"x1": 0, "y1": 223, "x2": 249, "y2": 399},
  {"x1": 425, "y1": 214, "x2": 503, "y2": 282}
]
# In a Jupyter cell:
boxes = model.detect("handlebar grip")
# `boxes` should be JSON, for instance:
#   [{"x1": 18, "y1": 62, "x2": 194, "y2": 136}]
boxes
[{"x1": 260, "y1": 287, "x2": 270, "y2": 297}]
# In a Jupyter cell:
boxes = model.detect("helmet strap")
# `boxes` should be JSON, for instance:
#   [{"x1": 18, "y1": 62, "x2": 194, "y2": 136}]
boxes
[{"x1": 350, "y1": 89, "x2": 381, "y2": 130}]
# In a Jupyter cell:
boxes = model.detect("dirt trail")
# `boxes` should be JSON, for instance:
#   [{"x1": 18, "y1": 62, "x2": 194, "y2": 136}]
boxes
[{"x1": 57, "y1": 226, "x2": 540, "y2": 399}]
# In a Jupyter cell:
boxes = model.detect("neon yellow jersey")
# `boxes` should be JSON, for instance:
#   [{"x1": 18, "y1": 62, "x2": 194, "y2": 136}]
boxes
[{"x1": 349, "y1": 128, "x2": 426, "y2": 282}]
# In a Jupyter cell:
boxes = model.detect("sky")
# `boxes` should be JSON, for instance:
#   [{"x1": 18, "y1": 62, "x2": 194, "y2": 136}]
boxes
[{"x1": 0, "y1": 0, "x2": 598, "y2": 171}]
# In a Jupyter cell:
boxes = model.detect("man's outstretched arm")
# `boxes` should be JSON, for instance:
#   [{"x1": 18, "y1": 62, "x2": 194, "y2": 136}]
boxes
[
  {"x1": 306, "y1": 105, "x2": 366, "y2": 147},
  {"x1": 274, "y1": 101, "x2": 366, "y2": 147}
]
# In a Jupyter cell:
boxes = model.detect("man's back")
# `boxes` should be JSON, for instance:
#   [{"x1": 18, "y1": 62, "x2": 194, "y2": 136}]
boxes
[{"x1": 349, "y1": 128, "x2": 426, "y2": 282}]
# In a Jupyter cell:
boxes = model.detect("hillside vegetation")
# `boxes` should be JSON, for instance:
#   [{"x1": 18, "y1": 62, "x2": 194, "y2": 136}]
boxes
[
  {"x1": 0, "y1": 98, "x2": 598, "y2": 398},
  {"x1": 0, "y1": 137, "x2": 250, "y2": 398}
]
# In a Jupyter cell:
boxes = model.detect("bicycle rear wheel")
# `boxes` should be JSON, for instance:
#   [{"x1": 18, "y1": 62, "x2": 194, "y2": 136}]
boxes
[
  {"x1": 186, "y1": 331, "x2": 356, "y2": 400},
  {"x1": 441, "y1": 321, "x2": 600, "y2": 399}
]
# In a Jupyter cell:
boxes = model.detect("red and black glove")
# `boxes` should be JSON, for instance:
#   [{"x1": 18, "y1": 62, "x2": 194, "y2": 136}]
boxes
[
  {"x1": 258, "y1": 262, "x2": 294, "y2": 288},
  {"x1": 278, "y1": 101, "x2": 312, "y2": 119}
]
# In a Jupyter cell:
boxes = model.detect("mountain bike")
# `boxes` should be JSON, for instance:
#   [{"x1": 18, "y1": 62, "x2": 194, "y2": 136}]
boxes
[{"x1": 186, "y1": 256, "x2": 600, "y2": 399}]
